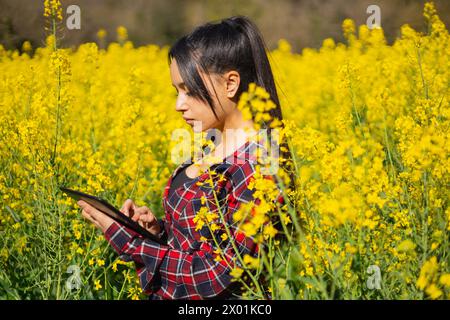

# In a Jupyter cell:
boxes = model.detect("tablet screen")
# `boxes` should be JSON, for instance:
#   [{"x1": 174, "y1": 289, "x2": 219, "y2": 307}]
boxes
[{"x1": 59, "y1": 186, "x2": 166, "y2": 245}]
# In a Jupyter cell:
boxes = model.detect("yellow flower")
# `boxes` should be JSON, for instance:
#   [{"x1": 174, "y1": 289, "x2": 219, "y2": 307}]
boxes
[
  {"x1": 281, "y1": 213, "x2": 291, "y2": 225},
  {"x1": 22, "y1": 41, "x2": 32, "y2": 53},
  {"x1": 242, "y1": 222, "x2": 257, "y2": 237},
  {"x1": 213, "y1": 248, "x2": 223, "y2": 262},
  {"x1": 94, "y1": 279, "x2": 102, "y2": 291},
  {"x1": 263, "y1": 224, "x2": 278, "y2": 238},
  {"x1": 74, "y1": 230, "x2": 81, "y2": 240},
  {"x1": 97, "y1": 29, "x2": 107, "y2": 40},
  {"x1": 127, "y1": 287, "x2": 142, "y2": 300},
  {"x1": 44, "y1": 0, "x2": 62, "y2": 20},
  {"x1": 345, "y1": 242, "x2": 357, "y2": 254},
  {"x1": 396, "y1": 239, "x2": 416, "y2": 252},
  {"x1": 91, "y1": 248, "x2": 100, "y2": 257},
  {"x1": 342, "y1": 18, "x2": 356, "y2": 39},
  {"x1": 243, "y1": 254, "x2": 259, "y2": 269},
  {"x1": 232, "y1": 207, "x2": 246, "y2": 223},
  {"x1": 116, "y1": 26, "x2": 128, "y2": 43},
  {"x1": 193, "y1": 218, "x2": 205, "y2": 231},
  {"x1": 112, "y1": 260, "x2": 128, "y2": 272},
  {"x1": 430, "y1": 242, "x2": 439, "y2": 251},
  {"x1": 277, "y1": 39, "x2": 292, "y2": 53},
  {"x1": 416, "y1": 256, "x2": 439, "y2": 290},
  {"x1": 230, "y1": 267, "x2": 244, "y2": 279},
  {"x1": 439, "y1": 274, "x2": 450, "y2": 288},
  {"x1": 425, "y1": 284, "x2": 442, "y2": 300}
]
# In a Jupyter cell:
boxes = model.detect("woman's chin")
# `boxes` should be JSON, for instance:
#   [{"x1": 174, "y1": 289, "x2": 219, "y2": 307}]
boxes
[{"x1": 191, "y1": 121, "x2": 206, "y2": 132}]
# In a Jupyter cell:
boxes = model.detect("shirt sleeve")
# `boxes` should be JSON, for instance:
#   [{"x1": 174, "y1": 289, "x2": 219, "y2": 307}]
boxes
[{"x1": 103, "y1": 161, "x2": 260, "y2": 299}]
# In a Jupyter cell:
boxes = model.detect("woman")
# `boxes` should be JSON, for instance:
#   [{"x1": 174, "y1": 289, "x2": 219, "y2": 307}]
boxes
[{"x1": 77, "y1": 15, "x2": 289, "y2": 300}]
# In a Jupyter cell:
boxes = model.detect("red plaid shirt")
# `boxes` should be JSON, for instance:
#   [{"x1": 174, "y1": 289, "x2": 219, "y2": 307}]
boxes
[{"x1": 104, "y1": 139, "x2": 275, "y2": 300}]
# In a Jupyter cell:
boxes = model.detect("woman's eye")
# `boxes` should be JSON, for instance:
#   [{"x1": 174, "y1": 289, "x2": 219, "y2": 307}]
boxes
[{"x1": 173, "y1": 89, "x2": 192, "y2": 97}]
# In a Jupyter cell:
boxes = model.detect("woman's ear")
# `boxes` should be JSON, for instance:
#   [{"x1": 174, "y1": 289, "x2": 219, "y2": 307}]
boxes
[{"x1": 224, "y1": 70, "x2": 240, "y2": 99}]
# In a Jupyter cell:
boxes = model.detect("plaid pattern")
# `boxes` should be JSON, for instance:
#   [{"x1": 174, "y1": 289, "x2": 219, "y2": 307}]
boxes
[{"x1": 104, "y1": 139, "x2": 274, "y2": 300}]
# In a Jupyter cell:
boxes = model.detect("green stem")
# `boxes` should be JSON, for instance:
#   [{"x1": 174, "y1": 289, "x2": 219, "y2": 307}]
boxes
[{"x1": 207, "y1": 170, "x2": 266, "y2": 298}]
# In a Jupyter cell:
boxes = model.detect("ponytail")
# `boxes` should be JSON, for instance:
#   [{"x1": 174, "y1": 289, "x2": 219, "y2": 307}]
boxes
[
  {"x1": 224, "y1": 17, "x2": 295, "y2": 195},
  {"x1": 223, "y1": 17, "x2": 280, "y2": 106}
]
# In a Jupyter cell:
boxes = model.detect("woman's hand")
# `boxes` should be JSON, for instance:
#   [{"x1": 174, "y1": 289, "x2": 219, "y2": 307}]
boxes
[
  {"x1": 120, "y1": 199, "x2": 162, "y2": 236},
  {"x1": 77, "y1": 200, "x2": 115, "y2": 233}
]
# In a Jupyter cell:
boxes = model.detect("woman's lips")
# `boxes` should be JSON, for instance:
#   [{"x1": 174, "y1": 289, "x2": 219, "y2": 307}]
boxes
[{"x1": 183, "y1": 118, "x2": 194, "y2": 125}]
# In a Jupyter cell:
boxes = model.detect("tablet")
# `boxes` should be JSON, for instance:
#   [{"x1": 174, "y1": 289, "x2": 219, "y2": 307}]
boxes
[{"x1": 59, "y1": 186, "x2": 166, "y2": 245}]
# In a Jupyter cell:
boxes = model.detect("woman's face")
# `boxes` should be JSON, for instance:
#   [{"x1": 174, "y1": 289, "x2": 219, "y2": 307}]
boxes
[{"x1": 170, "y1": 58, "x2": 237, "y2": 132}]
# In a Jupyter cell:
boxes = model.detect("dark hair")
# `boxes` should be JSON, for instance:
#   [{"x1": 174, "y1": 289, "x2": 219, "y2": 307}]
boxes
[{"x1": 168, "y1": 15, "x2": 295, "y2": 194}]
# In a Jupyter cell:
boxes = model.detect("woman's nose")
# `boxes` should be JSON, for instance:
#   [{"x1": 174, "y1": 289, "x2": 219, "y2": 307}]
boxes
[{"x1": 175, "y1": 93, "x2": 188, "y2": 112}]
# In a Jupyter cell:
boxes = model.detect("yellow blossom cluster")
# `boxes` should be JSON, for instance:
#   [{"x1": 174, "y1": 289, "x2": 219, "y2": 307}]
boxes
[{"x1": 43, "y1": 0, "x2": 62, "y2": 21}]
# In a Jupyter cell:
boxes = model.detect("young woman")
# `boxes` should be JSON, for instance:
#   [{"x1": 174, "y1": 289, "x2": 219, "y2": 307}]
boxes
[{"x1": 77, "y1": 15, "x2": 290, "y2": 300}]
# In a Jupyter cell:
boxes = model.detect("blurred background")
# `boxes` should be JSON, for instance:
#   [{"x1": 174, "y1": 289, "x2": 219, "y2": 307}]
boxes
[{"x1": 1, "y1": 0, "x2": 449, "y2": 52}]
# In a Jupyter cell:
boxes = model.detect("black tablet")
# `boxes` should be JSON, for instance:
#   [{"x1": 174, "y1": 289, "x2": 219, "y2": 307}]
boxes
[{"x1": 59, "y1": 186, "x2": 166, "y2": 245}]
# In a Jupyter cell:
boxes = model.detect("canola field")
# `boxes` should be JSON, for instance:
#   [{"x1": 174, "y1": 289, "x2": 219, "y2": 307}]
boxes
[{"x1": 0, "y1": 1, "x2": 448, "y2": 299}]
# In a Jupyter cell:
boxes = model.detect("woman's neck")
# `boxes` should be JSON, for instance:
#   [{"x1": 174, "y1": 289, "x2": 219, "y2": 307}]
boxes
[{"x1": 213, "y1": 108, "x2": 254, "y2": 159}]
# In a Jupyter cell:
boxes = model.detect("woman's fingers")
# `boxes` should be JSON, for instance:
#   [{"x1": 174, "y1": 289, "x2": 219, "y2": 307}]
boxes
[
  {"x1": 120, "y1": 199, "x2": 136, "y2": 218},
  {"x1": 81, "y1": 209, "x2": 101, "y2": 229},
  {"x1": 80, "y1": 201, "x2": 101, "y2": 220},
  {"x1": 139, "y1": 212, "x2": 157, "y2": 225},
  {"x1": 80, "y1": 203, "x2": 100, "y2": 222},
  {"x1": 128, "y1": 205, "x2": 144, "y2": 222},
  {"x1": 77, "y1": 200, "x2": 113, "y2": 232},
  {"x1": 133, "y1": 207, "x2": 148, "y2": 225},
  {"x1": 134, "y1": 206, "x2": 159, "y2": 231},
  {"x1": 81, "y1": 209, "x2": 94, "y2": 222},
  {"x1": 131, "y1": 212, "x2": 141, "y2": 222}
]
